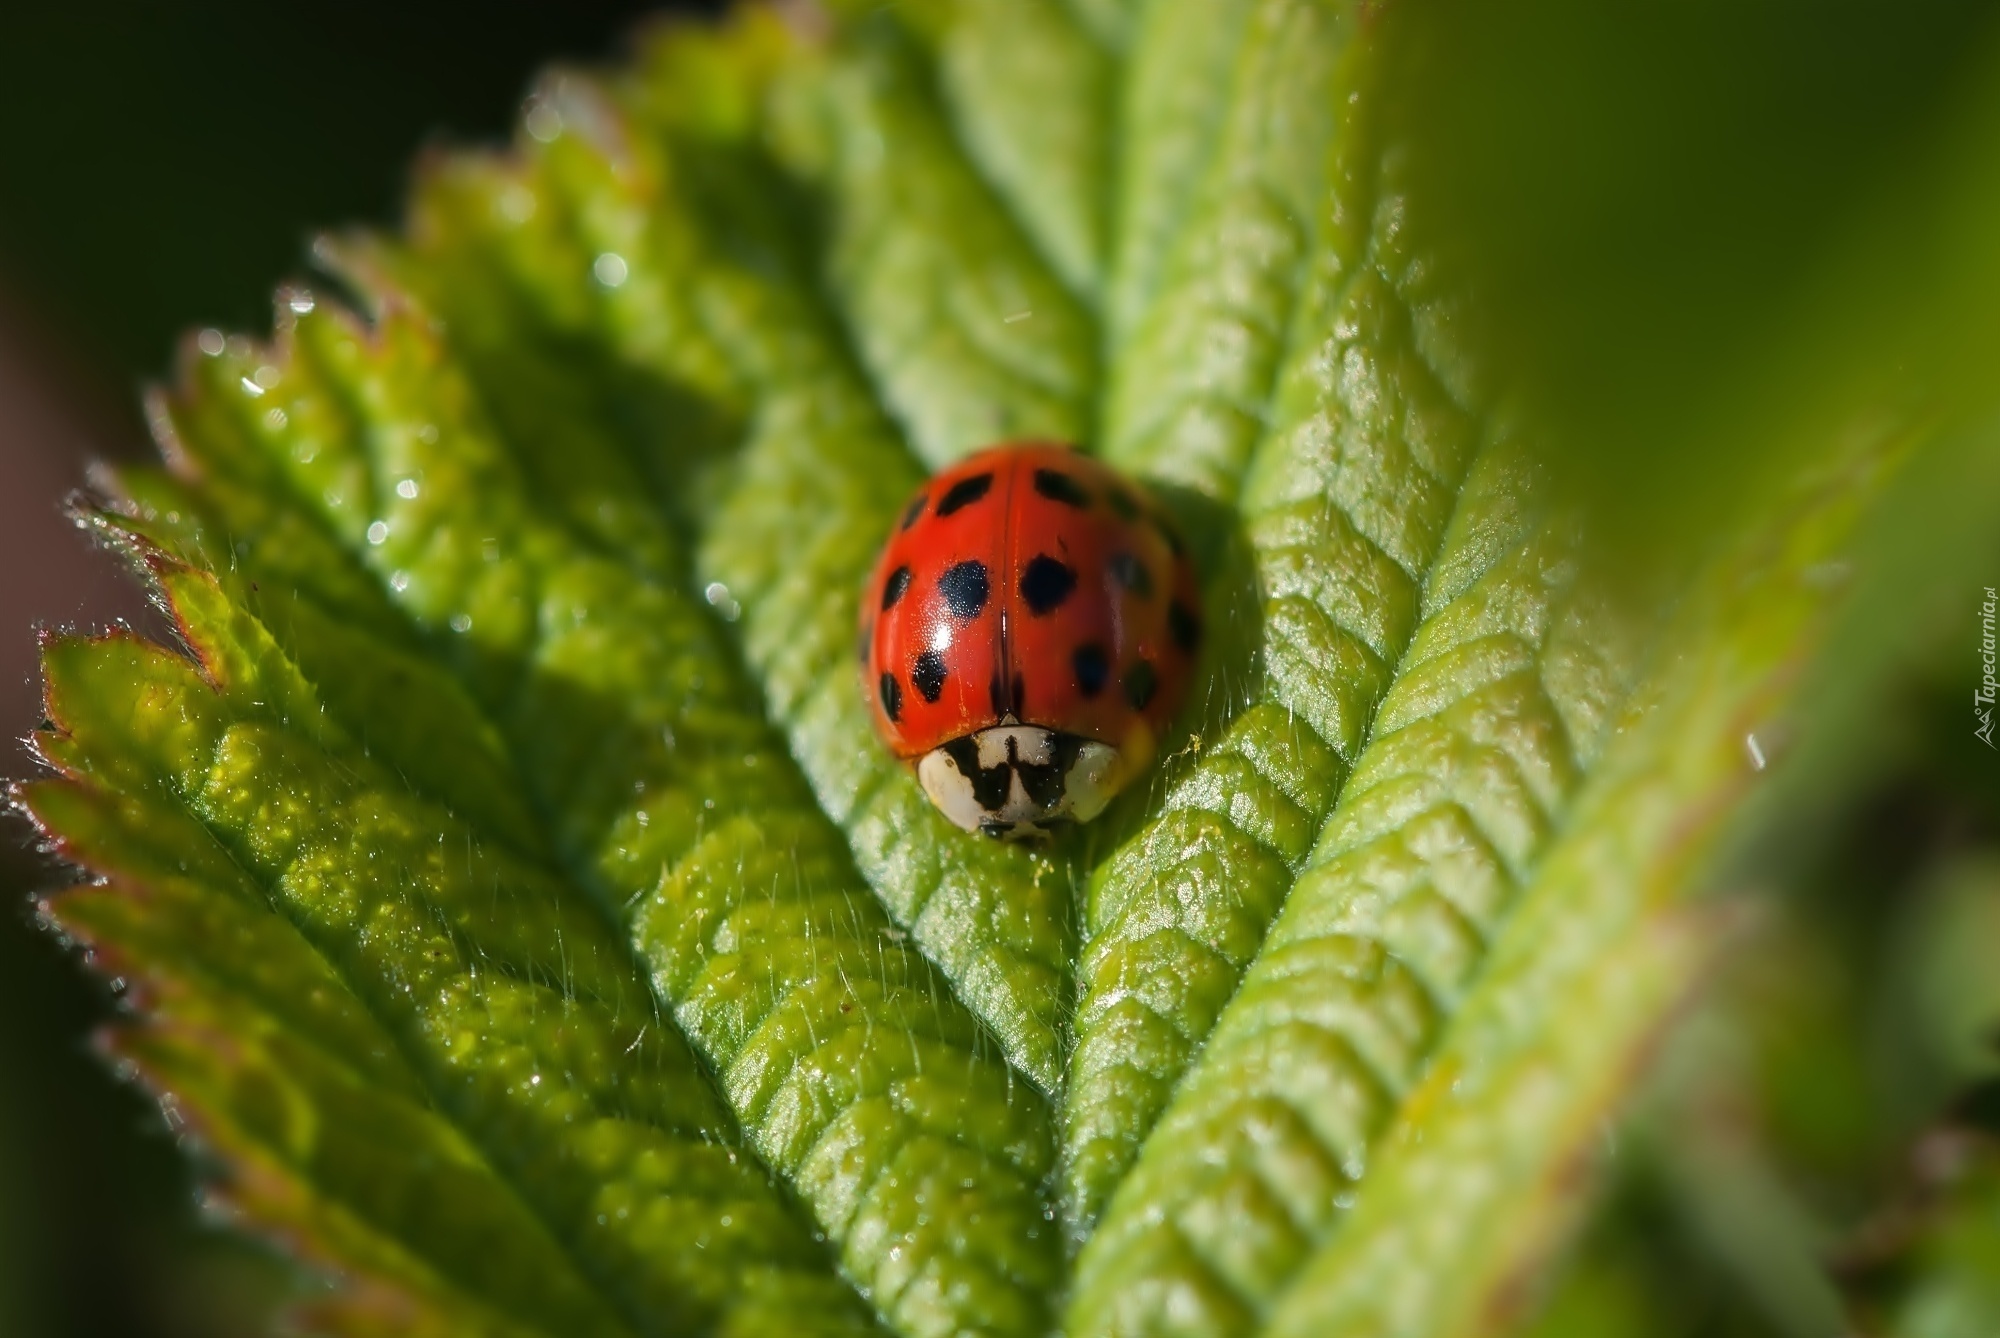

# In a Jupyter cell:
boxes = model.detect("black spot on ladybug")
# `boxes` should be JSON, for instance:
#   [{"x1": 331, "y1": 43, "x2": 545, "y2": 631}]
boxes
[
  {"x1": 936, "y1": 472, "x2": 994, "y2": 517},
  {"x1": 989, "y1": 673, "x2": 1008, "y2": 717},
  {"x1": 1123, "y1": 659, "x2": 1158, "y2": 711},
  {"x1": 1021, "y1": 554, "x2": 1077, "y2": 615},
  {"x1": 912, "y1": 649, "x2": 948, "y2": 702},
  {"x1": 901, "y1": 493, "x2": 928, "y2": 530},
  {"x1": 1073, "y1": 643, "x2": 1109, "y2": 697},
  {"x1": 1108, "y1": 551, "x2": 1153, "y2": 599},
  {"x1": 881, "y1": 565, "x2": 913, "y2": 611},
  {"x1": 1168, "y1": 598, "x2": 1202, "y2": 652},
  {"x1": 938, "y1": 559, "x2": 990, "y2": 619},
  {"x1": 1105, "y1": 487, "x2": 1140, "y2": 521},
  {"x1": 1033, "y1": 468, "x2": 1091, "y2": 509},
  {"x1": 879, "y1": 672, "x2": 904, "y2": 722},
  {"x1": 1150, "y1": 512, "x2": 1187, "y2": 557}
]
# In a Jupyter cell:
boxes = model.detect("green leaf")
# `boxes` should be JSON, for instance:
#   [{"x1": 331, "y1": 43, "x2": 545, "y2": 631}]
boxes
[{"x1": 17, "y1": 3, "x2": 2000, "y2": 1336}]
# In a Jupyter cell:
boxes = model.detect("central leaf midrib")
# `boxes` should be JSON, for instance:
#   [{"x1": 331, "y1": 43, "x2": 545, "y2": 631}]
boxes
[
  {"x1": 1072, "y1": 0, "x2": 1364, "y2": 907},
  {"x1": 418, "y1": 229, "x2": 1080, "y2": 1132},
  {"x1": 949, "y1": 35, "x2": 1107, "y2": 304},
  {"x1": 452, "y1": 82, "x2": 1100, "y2": 1106},
  {"x1": 1091, "y1": 0, "x2": 1251, "y2": 421},
  {"x1": 918, "y1": 0, "x2": 1119, "y2": 318}
]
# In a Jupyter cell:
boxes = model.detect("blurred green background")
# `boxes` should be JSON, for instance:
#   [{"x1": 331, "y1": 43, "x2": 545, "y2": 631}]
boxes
[
  {"x1": 3, "y1": 3, "x2": 1999, "y2": 1335},
  {"x1": 0, "y1": 6, "x2": 712, "y2": 1333}
]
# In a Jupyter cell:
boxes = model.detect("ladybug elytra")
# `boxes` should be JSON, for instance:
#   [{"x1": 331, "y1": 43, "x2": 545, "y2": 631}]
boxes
[{"x1": 861, "y1": 443, "x2": 1201, "y2": 840}]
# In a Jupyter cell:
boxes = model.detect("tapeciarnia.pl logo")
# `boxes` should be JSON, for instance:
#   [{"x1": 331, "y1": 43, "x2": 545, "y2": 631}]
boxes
[{"x1": 1979, "y1": 585, "x2": 1997, "y2": 748}]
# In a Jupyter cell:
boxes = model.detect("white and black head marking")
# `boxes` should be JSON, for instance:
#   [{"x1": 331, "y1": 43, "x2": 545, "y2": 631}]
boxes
[{"x1": 917, "y1": 721, "x2": 1123, "y2": 842}]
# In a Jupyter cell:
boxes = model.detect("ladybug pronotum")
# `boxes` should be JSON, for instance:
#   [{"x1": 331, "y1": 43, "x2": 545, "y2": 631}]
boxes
[{"x1": 861, "y1": 442, "x2": 1201, "y2": 840}]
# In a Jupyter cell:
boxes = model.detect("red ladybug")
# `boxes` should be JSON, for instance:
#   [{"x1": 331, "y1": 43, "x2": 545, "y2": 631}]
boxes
[{"x1": 861, "y1": 442, "x2": 1201, "y2": 840}]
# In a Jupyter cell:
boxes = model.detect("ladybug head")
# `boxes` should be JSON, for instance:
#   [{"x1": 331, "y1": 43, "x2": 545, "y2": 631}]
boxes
[{"x1": 915, "y1": 723, "x2": 1137, "y2": 842}]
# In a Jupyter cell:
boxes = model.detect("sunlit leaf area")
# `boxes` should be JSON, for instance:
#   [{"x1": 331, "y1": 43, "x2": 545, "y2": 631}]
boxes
[{"x1": 4, "y1": 3, "x2": 2000, "y2": 1335}]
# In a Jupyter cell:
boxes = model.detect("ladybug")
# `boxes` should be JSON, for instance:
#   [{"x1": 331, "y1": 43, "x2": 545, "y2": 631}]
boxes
[{"x1": 861, "y1": 442, "x2": 1201, "y2": 840}]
